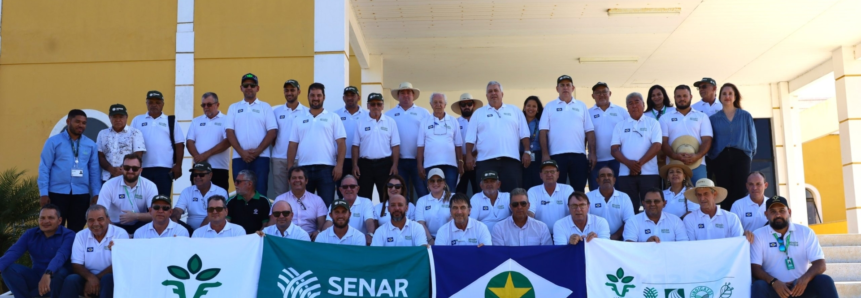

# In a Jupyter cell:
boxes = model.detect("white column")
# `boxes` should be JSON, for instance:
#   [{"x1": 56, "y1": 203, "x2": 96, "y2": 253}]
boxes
[
  {"x1": 315, "y1": 0, "x2": 350, "y2": 112},
  {"x1": 833, "y1": 46, "x2": 861, "y2": 233},
  {"x1": 172, "y1": 0, "x2": 195, "y2": 199},
  {"x1": 770, "y1": 81, "x2": 808, "y2": 225},
  {"x1": 361, "y1": 55, "x2": 384, "y2": 103}
]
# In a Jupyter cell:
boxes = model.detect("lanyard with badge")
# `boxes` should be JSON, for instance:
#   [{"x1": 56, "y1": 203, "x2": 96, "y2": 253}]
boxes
[
  {"x1": 651, "y1": 106, "x2": 667, "y2": 119},
  {"x1": 70, "y1": 134, "x2": 84, "y2": 177},
  {"x1": 773, "y1": 232, "x2": 795, "y2": 270},
  {"x1": 123, "y1": 185, "x2": 141, "y2": 213}
]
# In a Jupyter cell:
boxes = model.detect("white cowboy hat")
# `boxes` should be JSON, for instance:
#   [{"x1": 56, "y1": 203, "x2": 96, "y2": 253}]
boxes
[
  {"x1": 684, "y1": 178, "x2": 728, "y2": 204},
  {"x1": 450, "y1": 93, "x2": 484, "y2": 115},
  {"x1": 670, "y1": 135, "x2": 702, "y2": 170},
  {"x1": 390, "y1": 82, "x2": 421, "y2": 100}
]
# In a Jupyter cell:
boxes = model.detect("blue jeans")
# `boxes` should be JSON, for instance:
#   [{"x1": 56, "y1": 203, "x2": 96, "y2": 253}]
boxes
[
  {"x1": 751, "y1": 275, "x2": 838, "y2": 298},
  {"x1": 588, "y1": 160, "x2": 620, "y2": 191},
  {"x1": 61, "y1": 273, "x2": 114, "y2": 298},
  {"x1": 691, "y1": 164, "x2": 707, "y2": 184},
  {"x1": 232, "y1": 157, "x2": 270, "y2": 196},
  {"x1": 425, "y1": 165, "x2": 459, "y2": 193},
  {"x1": 1, "y1": 264, "x2": 69, "y2": 298},
  {"x1": 552, "y1": 153, "x2": 590, "y2": 191},
  {"x1": 303, "y1": 165, "x2": 336, "y2": 207},
  {"x1": 141, "y1": 167, "x2": 172, "y2": 196},
  {"x1": 399, "y1": 159, "x2": 428, "y2": 201}
]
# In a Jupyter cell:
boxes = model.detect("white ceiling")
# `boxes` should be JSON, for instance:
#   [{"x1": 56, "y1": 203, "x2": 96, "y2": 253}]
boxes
[{"x1": 351, "y1": 0, "x2": 861, "y2": 92}]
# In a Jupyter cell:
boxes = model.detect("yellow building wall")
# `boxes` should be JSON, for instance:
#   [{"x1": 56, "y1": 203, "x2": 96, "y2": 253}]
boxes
[{"x1": 802, "y1": 135, "x2": 846, "y2": 224}]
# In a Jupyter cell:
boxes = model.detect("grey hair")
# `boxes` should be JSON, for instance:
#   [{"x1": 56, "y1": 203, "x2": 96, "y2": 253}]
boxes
[
  {"x1": 202, "y1": 92, "x2": 219, "y2": 103},
  {"x1": 429, "y1": 92, "x2": 447, "y2": 105},
  {"x1": 237, "y1": 170, "x2": 257, "y2": 187},
  {"x1": 487, "y1": 81, "x2": 504, "y2": 92},
  {"x1": 85, "y1": 204, "x2": 108, "y2": 219},
  {"x1": 341, "y1": 174, "x2": 358, "y2": 184},
  {"x1": 626, "y1": 92, "x2": 644, "y2": 102},
  {"x1": 510, "y1": 188, "x2": 528, "y2": 200}
]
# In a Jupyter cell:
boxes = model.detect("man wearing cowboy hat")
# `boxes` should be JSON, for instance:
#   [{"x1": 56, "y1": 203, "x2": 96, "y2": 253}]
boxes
[
  {"x1": 660, "y1": 85, "x2": 713, "y2": 183},
  {"x1": 453, "y1": 93, "x2": 483, "y2": 195},
  {"x1": 539, "y1": 75, "x2": 596, "y2": 192},
  {"x1": 386, "y1": 82, "x2": 432, "y2": 201},
  {"x1": 681, "y1": 178, "x2": 743, "y2": 240}
]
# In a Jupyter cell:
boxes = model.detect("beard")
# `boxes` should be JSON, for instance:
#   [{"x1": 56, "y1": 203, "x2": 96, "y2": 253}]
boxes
[
  {"x1": 769, "y1": 217, "x2": 788, "y2": 230},
  {"x1": 676, "y1": 102, "x2": 690, "y2": 110},
  {"x1": 310, "y1": 102, "x2": 323, "y2": 110},
  {"x1": 123, "y1": 174, "x2": 139, "y2": 184},
  {"x1": 461, "y1": 110, "x2": 473, "y2": 117},
  {"x1": 334, "y1": 220, "x2": 349, "y2": 229}
]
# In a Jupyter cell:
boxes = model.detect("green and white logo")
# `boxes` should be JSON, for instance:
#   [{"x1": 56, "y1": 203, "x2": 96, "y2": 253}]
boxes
[
  {"x1": 162, "y1": 254, "x2": 222, "y2": 298},
  {"x1": 451, "y1": 259, "x2": 571, "y2": 298},
  {"x1": 604, "y1": 267, "x2": 635, "y2": 297},
  {"x1": 485, "y1": 271, "x2": 533, "y2": 298},
  {"x1": 643, "y1": 287, "x2": 658, "y2": 298},
  {"x1": 689, "y1": 286, "x2": 713, "y2": 298},
  {"x1": 277, "y1": 267, "x2": 322, "y2": 298},
  {"x1": 665, "y1": 288, "x2": 685, "y2": 298}
]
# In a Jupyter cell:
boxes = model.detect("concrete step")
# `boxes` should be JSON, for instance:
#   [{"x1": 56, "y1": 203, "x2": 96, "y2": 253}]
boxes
[
  {"x1": 837, "y1": 281, "x2": 861, "y2": 298},
  {"x1": 827, "y1": 263, "x2": 861, "y2": 282},
  {"x1": 819, "y1": 234, "x2": 861, "y2": 246},
  {"x1": 824, "y1": 246, "x2": 861, "y2": 263}
]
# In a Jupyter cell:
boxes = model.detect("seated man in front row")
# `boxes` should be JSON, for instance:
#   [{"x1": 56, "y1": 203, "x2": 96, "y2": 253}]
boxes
[
  {"x1": 192, "y1": 195, "x2": 246, "y2": 238},
  {"x1": 134, "y1": 195, "x2": 190, "y2": 239},
  {"x1": 750, "y1": 196, "x2": 838, "y2": 298},
  {"x1": 553, "y1": 192, "x2": 610, "y2": 245},
  {"x1": 371, "y1": 195, "x2": 428, "y2": 247},
  {"x1": 263, "y1": 201, "x2": 311, "y2": 241},
  {"x1": 623, "y1": 189, "x2": 687, "y2": 243},
  {"x1": 62, "y1": 204, "x2": 129, "y2": 298},
  {"x1": 435, "y1": 193, "x2": 492, "y2": 246},
  {"x1": 491, "y1": 188, "x2": 552, "y2": 246}
]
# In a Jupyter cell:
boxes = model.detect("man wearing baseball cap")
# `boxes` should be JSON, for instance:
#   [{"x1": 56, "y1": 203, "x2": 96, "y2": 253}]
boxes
[
  {"x1": 131, "y1": 90, "x2": 185, "y2": 197},
  {"x1": 172, "y1": 161, "x2": 229, "y2": 228},
  {"x1": 272, "y1": 79, "x2": 308, "y2": 196},
  {"x1": 527, "y1": 160, "x2": 575, "y2": 234},
  {"x1": 97, "y1": 103, "x2": 146, "y2": 182},
  {"x1": 225, "y1": 73, "x2": 278, "y2": 196},
  {"x1": 133, "y1": 195, "x2": 189, "y2": 239},
  {"x1": 335, "y1": 86, "x2": 366, "y2": 197},
  {"x1": 469, "y1": 171, "x2": 511, "y2": 232},
  {"x1": 452, "y1": 93, "x2": 483, "y2": 195},
  {"x1": 588, "y1": 82, "x2": 629, "y2": 191},
  {"x1": 539, "y1": 75, "x2": 596, "y2": 192},
  {"x1": 691, "y1": 77, "x2": 720, "y2": 117},
  {"x1": 750, "y1": 196, "x2": 837, "y2": 298},
  {"x1": 315, "y1": 199, "x2": 367, "y2": 246},
  {"x1": 353, "y1": 93, "x2": 401, "y2": 200},
  {"x1": 681, "y1": 178, "x2": 743, "y2": 240}
]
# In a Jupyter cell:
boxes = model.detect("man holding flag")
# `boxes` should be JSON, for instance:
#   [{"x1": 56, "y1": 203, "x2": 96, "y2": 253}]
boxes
[
  {"x1": 491, "y1": 188, "x2": 552, "y2": 246},
  {"x1": 435, "y1": 193, "x2": 492, "y2": 246},
  {"x1": 623, "y1": 189, "x2": 687, "y2": 242},
  {"x1": 262, "y1": 201, "x2": 310, "y2": 241},
  {"x1": 554, "y1": 192, "x2": 610, "y2": 245}
]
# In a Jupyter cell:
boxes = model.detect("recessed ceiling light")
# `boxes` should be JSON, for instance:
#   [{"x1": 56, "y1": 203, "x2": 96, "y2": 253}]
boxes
[
  {"x1": 579, "y1": 57, "x2": 639, "y2": 63},
  {"x1": 607, "y1": 8, "x2": 682, "y2": 16}
]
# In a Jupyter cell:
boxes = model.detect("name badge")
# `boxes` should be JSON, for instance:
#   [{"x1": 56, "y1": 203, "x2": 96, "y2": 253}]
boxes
[
  {"x1": 193, "y1": 197, "x2": 199, "y2": 202},
  {"x1": 71, "y1": 168, "x2": 84, "y2": 177},
  {"x1": 624, "y1": 128, "x2": 631, "y2": 132},
  {"x1": 238, "y1": 109, "x2": 244, "y2": 113}
]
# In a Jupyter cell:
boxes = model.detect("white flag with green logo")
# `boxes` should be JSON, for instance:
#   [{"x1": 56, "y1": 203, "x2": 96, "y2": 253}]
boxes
[
  {"x1": 585, "y1": 237, "x2": 750, "y2": 298},
  {"x1": 450, "y1": 259, "x2": 573, "y2": 298}
]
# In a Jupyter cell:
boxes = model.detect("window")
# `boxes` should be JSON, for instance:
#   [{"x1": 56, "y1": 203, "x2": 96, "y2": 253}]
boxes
[{"x1": 805, "y1": 186, "x2": 823, "y2": 224}]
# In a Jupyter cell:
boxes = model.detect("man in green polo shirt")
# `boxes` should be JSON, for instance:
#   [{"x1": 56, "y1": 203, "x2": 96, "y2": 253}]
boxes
[{"x1": 227, "y1": 169, "x2": 272, "y2": 234}]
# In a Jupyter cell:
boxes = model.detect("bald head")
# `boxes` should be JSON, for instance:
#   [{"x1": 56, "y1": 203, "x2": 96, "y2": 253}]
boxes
[
  {"x1": 273, "y1": 200, "x2": 292, "y2": 212},
  {"x1": 387, "y1": 194, "x2": 409, "y2": 222},
  {"x1": 272, "y1": 200, "x2": 294, "y2": 229}
]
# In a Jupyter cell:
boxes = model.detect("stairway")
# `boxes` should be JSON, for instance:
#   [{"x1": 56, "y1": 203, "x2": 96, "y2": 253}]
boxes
[{"x1": 820, "y1": 234, "x2": 861, "y2": 298}]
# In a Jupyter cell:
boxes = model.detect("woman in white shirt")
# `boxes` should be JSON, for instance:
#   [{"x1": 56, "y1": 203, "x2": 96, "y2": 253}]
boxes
[
  {"x1": 374, "y1": 175, "x2": 416, "y2": 226},
  {"x1": 415, "y1": 168, "x2": 452, "y2": 245},
  {"x1": 660, "y1": 160, "x2": 700, "y2": 219}
]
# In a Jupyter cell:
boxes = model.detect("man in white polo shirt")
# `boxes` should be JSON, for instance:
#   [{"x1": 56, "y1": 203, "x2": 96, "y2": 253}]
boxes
[
  {"x1": 682, "y1": 179, "x2": 743, "y2": 240},
  {"x1": 271, "y1": 79, "x2": 307, "y2": 196},
  {"x1": 660, "y1": 85, "x2": 713, "y2": 183},
  {"x1": 750, "y1": 196, "x2": 838, "y2": 298},
  {"x1": 134, "y1": 195, "x2": 189, "y2": 239},
  {"x1": 452, "y1": 93, "x2": 483, "y2": 195},
  {"x1": 539, "y1": 75, "x2": 595, "y2": 192},
  {"x1": 97, "y1": 103, "x2": 145, "y2": 182},
  {"x1": 465, "y1": 81, "x2": 531, "y2": 192},
  {"x1": 322, "y1": 175, "x2": 376, "y2": 243},
  {"x1": 611, "y1": 92, "x2": 663, "y2": 213},
  {"x1": 371, "y1": 195, "x2": 428, "y2": 247},
  {"x1": 386, "y1": 82, "x2": 432, "y2": 200},
  {"x1": 587, "y1": 166, "x2": 634, "y2": 240},
  {"x1": 335, "y1": 86, "x2": 365, "y2": 197},
  {"x1": 186, "y1": 92, "x2": 231, "y2": 190},
  {"x1": 435, "y1": 194, "x2": 492, "y2": 246},
  {"x1": 554, "y1": 192, "x2": 610, "y2": 245},
  {"x1": 315, "y1": 200, "x2": 367, "y2": 246},
  {"x1": 353, "y1": 93, "x2": 401, "y2": 200},
  {"x1": 172, "y1": 162, "x2": 229, "y2": 228},
  {"x1": 492, "y1": 188, "x2": 552, "y2": 246},
  {"x1": 270, "y1": 167, "x2": 327, "y2": 240},
  {"x1": 191, "y1": 195, "x2": 246, "y2": 238},
  {"x1": 623, "y1": 189, "x2": 687, "y2": 242},
  {"x1": 96, "y1": 154, "x2": 159, "y2": 235},
  {"x1": 588, "y1": 82, "x2": 629, "y2": 191},
  {"x1": 417, "y1": 93, "x2": 463, "y2": 191},
  {"x1": 225, "y1": 73, "x2": 278, "y2": 195},
  {"x1": 131, "y1": 90, "x2": 185, "y2": 197},
  {"x1": 263, "y1": 201, "x2": 311, "y2": 241},
  {"x1": 691, "y1": 77, "x2": 721, "y2": 117},
  {"x1": 732, "y1": 171, "x2": 770, "y2": 241},
  {"x1": 528, "y1": 160, "x2": 574, "y2": 234},
  {"x1": 62, "y1": 205, "x2": 128, "y2": 298},
  {"x1": 470, "y1": 171, "x2": 511, "y2": 232}
]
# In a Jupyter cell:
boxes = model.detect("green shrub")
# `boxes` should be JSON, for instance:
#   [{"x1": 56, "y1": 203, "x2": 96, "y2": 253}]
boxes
[{"x1": 0, "y1": 168, "x2": 41, "y2": 292}]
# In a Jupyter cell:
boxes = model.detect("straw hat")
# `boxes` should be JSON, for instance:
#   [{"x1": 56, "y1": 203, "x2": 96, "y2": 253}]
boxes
[
  {"x1": 390, "y1": 82, "x2": 421, "y2": 100},
  {"x1": 659, "y1": 160, "x2": 693, "y2": 180},
  {"x1": 450, "y1": 93, "x2": 484, "y2": 115},
  {"x1": 684, "y1": 178, "x2": 728, "y2": 204},
  {"x1": 670, "y1": 135, "x2": 702, "y2": 170}
]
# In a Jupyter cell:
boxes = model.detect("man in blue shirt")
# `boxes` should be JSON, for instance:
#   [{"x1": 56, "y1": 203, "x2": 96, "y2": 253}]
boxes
[
  {"x1": 0, "y1": 204, "x2": 75, "y2": 298},
  {"x1": 39, "y1": 109, "x2": 101, "y2": 231}
]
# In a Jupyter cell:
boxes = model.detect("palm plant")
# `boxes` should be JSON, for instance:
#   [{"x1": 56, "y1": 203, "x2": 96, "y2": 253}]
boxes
[{"x1": 0, "y1": 168, "x2": 41, "y2": 292}]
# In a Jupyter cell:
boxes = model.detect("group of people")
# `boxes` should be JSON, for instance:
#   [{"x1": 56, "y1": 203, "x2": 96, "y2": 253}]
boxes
[{"x1": 11, "y1": 73, "x2": 835, "y2": 297}]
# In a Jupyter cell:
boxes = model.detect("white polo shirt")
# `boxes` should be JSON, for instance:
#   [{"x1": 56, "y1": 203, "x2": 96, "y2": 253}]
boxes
[
  {"x1": 271, "y1": 103, "x2": 308, "y2": 159},
  {"x1": 290, "y1": 110, "x2": 347, "y2": 166},
  {"x1": 622, "y1": 212, "x2": 688, "y2": 242},
  {"x1": 470, "y1": 192, "x2": 512, "y2": 232},
  {"x1": 386, "y1": 104, "x2": 431, "y2": 159},
  {"x1": 187, "y1": 112, "x2": 230, "y2": 169},
  {"x1": 325, "y1": 197, "x2": 375, "y2": 234},
  {"x1": 335, "y1": 107, "x2": 366, "y2": 159},
  {"x1": 589, "y1": 104, "x2": 630, "y2": 162},
  {"x1": 315, "y1": 225, "x2": 366, "y2": 246},
  {"x1": 552, "y1": 214, "x2": 611, "y2": 245},
  {"x1": 133, "y1": 220, "x2": 190, "y2": 239},
  {"x1": 663, "y1": 187, "x2": 701, "y2": 218},
  {"x1": 97, "y1": 126, "x2": 146, "y2": 181},
  {"x1": 374, "y1": 201, "x2": 416, "y2": 226},
  {"x1": 96, "y1": 176, "x2": 159, "y2": 224},
  {"x1": 354, "y1": 115, "x2": 400, "y2": 159},
  {"x1": 611, "y1": 116, "x2": 663, "y2": 176},
  {"x1": 731, "y1": 195, "x2": 769, "y2": 232},
  {"x1": 131, "y1": 113, "x2": 185, "y2": 168},
  {"x1": 527, "y1": 183, "x2": 574, "y2": 234},
  {"x1": 262, "y1": 224, "x2": 311, "y2": 241},
  {"x1": 371, "y1": 219, "x2": 428, "y2": 247},
  {"x1": 660, "y1": 109, "x2": 713, "y2": 166},
  {"x1": 644, "y1": 106, "x2": 677, "y2": 120},
  {"x1": 415, "y1": 194, "x2": 452, "y2": 237},
  {"x1": 683, "y1": 208, "x2": 744, "y2": 240},
  {"x1": 750, "y1": 223, "x2": 825, "y2": 282},
  {"x1": 457, "y1": 117, "x2": 473, "y2": 155},
  {"x1": 191, "y1": 222, "x2": 247, "y2": 238},
  {"x1": 225, "y1": 98, "x2": 278, "y2": 158},
  {"x1": 434, "y1": 218, "x2": 492, "y2": 246},
  {"x1": 491, "y1": 216, "x2": 552, "y2": 246},
  {"x1": 587, "y1": 189, "x2": 635, "y2": 234},
  {"x1": 418, "y1": 113, "x2": 463, "y2": 168},
  {"x1": 539, "y1": 98, "x2": 594, "y2": 155},
  {"x1": 71, "y1": 224, "x2": 129, "y2": 274},
  {"x1": 174, "y1": 183, "x2": 229, "y2": 228},
  {"x1": 465, "y1": 104, "x2": 530, "y2": 161},
  {"x1": 692, "y1": 99, "x2": 721, "y2": 116}
]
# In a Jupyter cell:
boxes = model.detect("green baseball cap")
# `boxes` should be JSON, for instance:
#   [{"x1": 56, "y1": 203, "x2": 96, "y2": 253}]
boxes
[
  {"x1": 481, "y1": 171, "x2": 499, "y2": 181},
  {"x1": 540, "y1": 160, "x2": 558, "y2": 170},
  {"x1": 283, "y1": 79, "x2": 300, "y2": 89},
  {"x1": 332, "y1": 199, "x2": 350, "y2": 211},
  {"x1": 189, "y1": 161, "x2": 212, "y2": 173},
  {"x1": 693, "y1": 77, "x2": 717, "y2": 88},
  {"x1": 344, "y1": 86, "x2": 359, "y2": 95},
  {"x1": 242, "y1": 73, "x2": 259, "y2": 84},
  {"x1": 109, "y1": 104, "x2": 128, "y2": 116},
  {"x1": 368, "y1": 92, "x2": 384, "y2": 102}
]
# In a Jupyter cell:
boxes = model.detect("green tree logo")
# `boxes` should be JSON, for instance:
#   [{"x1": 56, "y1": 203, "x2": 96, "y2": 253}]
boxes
[
  {"x1": 605, "y1": 267, "x2": 636, "y2": 297},
  {"x1": 162, "y1": 254, "x2": 222, "y2": 298}
]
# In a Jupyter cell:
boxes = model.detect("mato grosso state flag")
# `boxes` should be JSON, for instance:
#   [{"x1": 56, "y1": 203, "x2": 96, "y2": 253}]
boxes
[
  {"x1": 257, "y1": 236, "x2": 430, "y2": 298},
  {"x1": 112, "y1": 234, "x2": 263, "y2": 298},
  {"x1": 431, "y1": 245, "x2": 586, "y2": 298},
  {"x1": 585, "y1": 237, "x2": 751, "y2": 298}
]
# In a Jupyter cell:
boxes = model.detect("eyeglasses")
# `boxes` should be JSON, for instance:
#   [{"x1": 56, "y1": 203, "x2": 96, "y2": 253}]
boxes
[
  {"x1": 568, "y1": 203, "x2": 589, "y2": 210},
  {"x1": 122, "y1": 165, "x2": 141, "y2": 172},
  {"x1": 192, "y1": 173, "x2": 209, "y2": 178},
  {"x1": 387, "y1": 183, "x2": 403, "y2": 190},
  {"x1": 151, "y1": 205, "x2": 172, "y2": 212},
  {"x1": 643, "y1": 200, "x2": 663, "y2": 205},
  {"x1": 200, "y1": 103, "x2": 215, "y2": 108},
  {"x1": 206, "y1": 207, "x2": 225, "y2": 213},
  {"x1": 340, "y1": 184, "x2": 358, "y2": 189},
  {"x1": 235, "y1": 179, "x2": 251, "y2": 184},
  {"x1": 541, "y1": 170, "x2": 557, "y2": 175},
  {"x1": 510, "y1": 201, "x2": 528, "y2": 208},
  {"x1": 369, "y1": 102, "x2": 384, "y2": 107},
  {"x1": 776, "y1": 236, "x2": 786, "y2": 252},
  {"x1": 459, "y1": 102, "x2": 474, "y2": 107},
  {"x1": 242, "y1": 84, "x2": 258, "y2": 88},
  {"x1": 428, "y1": 178, "x2": 444, "y2": 184},
  {"x1": 272, "y1": 211, "x2": 293, "y2": 217}
]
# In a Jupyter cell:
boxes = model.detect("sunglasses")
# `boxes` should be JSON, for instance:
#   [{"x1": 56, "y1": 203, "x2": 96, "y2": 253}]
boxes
[
  {"x1": 151, "y1": 205, "x2": 172, "y2": 211},
  {"x1": 459, "y1": 102, "x2": 474, "y2": 107},
  {"x1": 242, "y1": 84, "x2": 258, "y2": 88},
  {"x1": 272, "y1": 211, "x2": 293, "y2": 217},
  {"x1": 192, "y1": 173, "x2": 209, "y2": 178},
  {"x1": 428, "y1": 178, "x2": 444, "y2": 184},
  {"x1": 200, "y1": 103, "x2": 215, "y2": 108},
  {"x1": 387, "y1": 183, "x2": 403, "y2": 190},
  {"x1": 777, "y1": 236, "x2": 786, "y2": 253},
  {"x1": 298, "y1": 201, "x2": 307, "y2": 210},
  {"x1": 369, "y1": 102, "x2": 384, "y2": 107},
  {"x1": 206, "y1": 207, "x2": 225, "y2": 213},
  {"x1": 122, "y1": 165, "x2": 141, "y2": 172},
  {"x1": 510, "y1": 201, "x2": 528, "y2": 208},
  {"x1": 340, "y1": 184, "x2": 358, "y2": 189}
]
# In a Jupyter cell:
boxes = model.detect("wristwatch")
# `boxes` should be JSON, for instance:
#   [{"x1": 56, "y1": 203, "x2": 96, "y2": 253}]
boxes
[
  {"x1": 367, "y1": 232, "x2": 374, "y2": 237},
  {"x1": 44, "y1": 270, "x2": 53, "y2": 278},
  {"x1": 769, "y1": 278, "x2": 778, "y2": 286}
]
